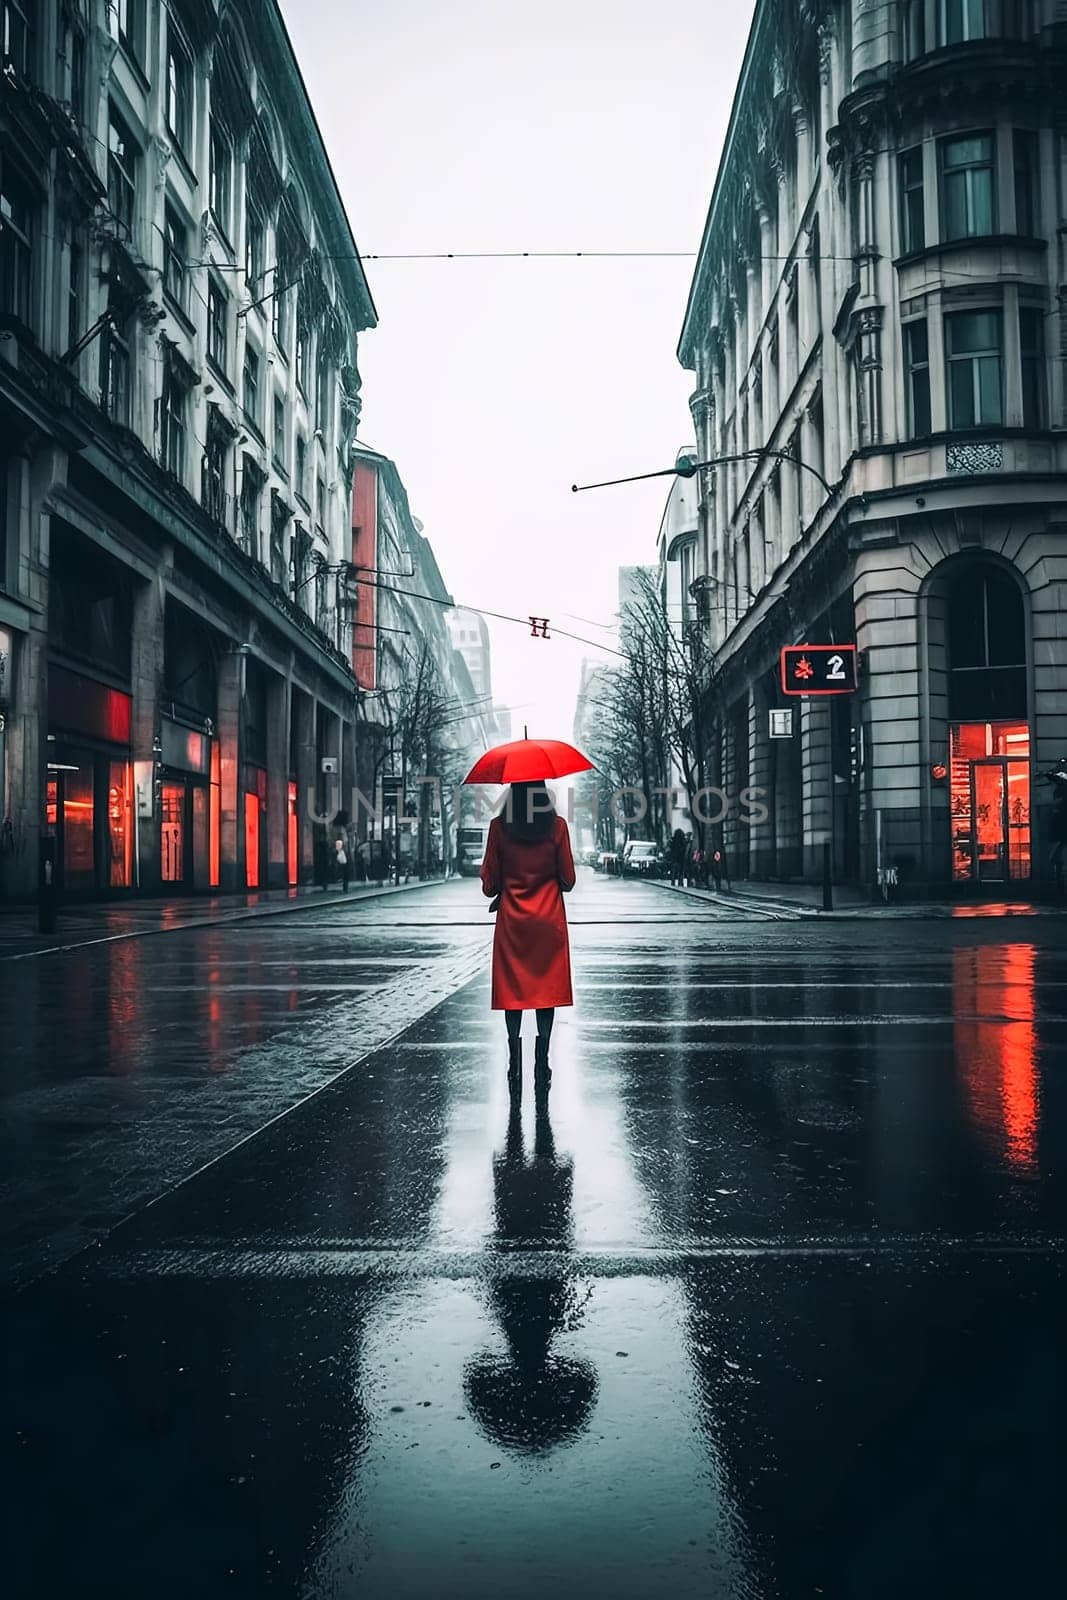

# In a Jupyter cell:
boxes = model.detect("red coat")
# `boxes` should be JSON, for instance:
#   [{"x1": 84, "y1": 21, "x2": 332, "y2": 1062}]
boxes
[{"x1": 480, "y1": 815, "x2": 576, "y2": 1010}]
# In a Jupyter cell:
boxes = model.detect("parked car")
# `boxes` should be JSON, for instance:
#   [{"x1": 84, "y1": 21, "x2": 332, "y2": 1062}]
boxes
[
  {"x1": 596, "y1": 850, "x2": 619, "y2": 875},
  {"x1": 621, "y1": 840, "x2": 663, "y2": 877}
]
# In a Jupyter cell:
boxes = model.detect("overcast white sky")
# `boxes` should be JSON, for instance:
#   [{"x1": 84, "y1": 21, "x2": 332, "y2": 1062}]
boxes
[{"x1": 281, "y1": 0, "x2": 756, "y2": 741}]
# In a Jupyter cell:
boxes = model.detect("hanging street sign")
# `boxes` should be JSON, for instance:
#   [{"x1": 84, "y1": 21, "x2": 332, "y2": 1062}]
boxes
[
  {"x1": 780, "y1": 644, "x2": 858, "y2": 695},
  {"x1": 769, "y1": 708, "x2": 794, "y2": 739}
]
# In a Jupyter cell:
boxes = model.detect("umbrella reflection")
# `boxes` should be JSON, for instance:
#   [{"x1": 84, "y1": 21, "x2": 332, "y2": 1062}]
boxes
[{"x1": 463, "y1": 1092, "x2": 598, "y2": 1455}]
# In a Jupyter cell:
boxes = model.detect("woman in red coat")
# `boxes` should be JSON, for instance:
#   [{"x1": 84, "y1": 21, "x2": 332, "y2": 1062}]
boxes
[{"x1": 480, "y1": 781, "x2": 576, "y2": 1091}]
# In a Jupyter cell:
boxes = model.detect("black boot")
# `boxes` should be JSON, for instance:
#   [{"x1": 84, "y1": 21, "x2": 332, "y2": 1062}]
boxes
[
  {"x1": 534, "y1": 1036, "x2": 551, "y2": 1088},
  {"x1": 507, "y1": 1037, "x2": 522, "y2": 1092}
]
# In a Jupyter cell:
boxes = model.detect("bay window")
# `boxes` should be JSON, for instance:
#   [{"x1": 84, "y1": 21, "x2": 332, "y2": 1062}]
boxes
[
  {"x1": 904, "y1": 318, "x2": 931, "y2": 437},
  {"x1": 946, "y1": 308, "x2": 1002, "y2": 429},
  {"x1": 940, "y1": 132, "x2": 995, "y2": 240},
  {"x1": 899, "y1": 146, "x2": 925, "y2": 253}
]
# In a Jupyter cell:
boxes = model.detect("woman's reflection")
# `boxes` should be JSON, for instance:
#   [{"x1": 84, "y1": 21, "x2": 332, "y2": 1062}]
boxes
[{"x1": 463, "y1": 1091, "x2": 598, "y2": 1455}]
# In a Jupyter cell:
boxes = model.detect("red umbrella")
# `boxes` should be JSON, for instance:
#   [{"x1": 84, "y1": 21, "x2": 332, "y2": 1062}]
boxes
[{"x1": 462, "y1": 735, "x2": 594, "y2": 786}]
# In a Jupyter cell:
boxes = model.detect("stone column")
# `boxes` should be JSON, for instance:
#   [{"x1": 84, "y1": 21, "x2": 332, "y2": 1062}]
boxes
[
  {"x1": 217, "y1": 649, "x2": 243, "y2": 891},
  {"x1": 853, "y1": 541, "x2": 924, "y2": 890},
  {"x1": 130, "y1": 561, "x2": 167, "y2": 893}
]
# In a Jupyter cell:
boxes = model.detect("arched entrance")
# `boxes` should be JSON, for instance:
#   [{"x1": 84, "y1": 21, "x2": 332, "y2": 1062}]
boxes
[{"x1": 932, "y1": 560, "x2": 1031, "y2": 886}]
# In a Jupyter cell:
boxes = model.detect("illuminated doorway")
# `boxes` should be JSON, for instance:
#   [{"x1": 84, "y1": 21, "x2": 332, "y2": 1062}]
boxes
[
  {"x1": 161, "y1": 782, "x2": 186, "y2": 883},
  {"x1": 942, "y1": 559, "x2": 1030, "y2": 887},
  {"x1": 950, "y1": 722, "x2": 1030, "y2": 883}
]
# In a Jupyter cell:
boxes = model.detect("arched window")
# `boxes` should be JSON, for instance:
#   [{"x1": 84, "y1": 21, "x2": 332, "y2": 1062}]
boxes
[{"x1": 947, "y1": 563, "x2": 1026, "y2": 720}]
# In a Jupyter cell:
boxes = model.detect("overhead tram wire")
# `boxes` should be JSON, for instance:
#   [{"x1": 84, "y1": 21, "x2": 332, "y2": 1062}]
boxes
[{"x1": 345, "y1": 571, "x2": 630, "y2": 662}]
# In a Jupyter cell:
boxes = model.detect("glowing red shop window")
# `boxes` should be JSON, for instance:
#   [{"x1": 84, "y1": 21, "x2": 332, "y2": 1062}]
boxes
[
  {"x1": 244, "y1": 792, "x2": 260, "y2": 888},
  {"x1": 287, "y1": 781, "x2": 298, "y2": 887}
]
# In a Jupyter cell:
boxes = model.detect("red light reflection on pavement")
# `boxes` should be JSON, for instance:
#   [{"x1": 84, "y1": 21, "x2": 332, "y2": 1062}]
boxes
[{"x1": 953, "y1": 944, "x2": 1039, "y2": 1177}]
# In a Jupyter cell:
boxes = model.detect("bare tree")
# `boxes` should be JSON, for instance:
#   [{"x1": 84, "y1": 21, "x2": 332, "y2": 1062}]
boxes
[{"x1": 586, "y1": 570, "x2": 718, "y2": 853}]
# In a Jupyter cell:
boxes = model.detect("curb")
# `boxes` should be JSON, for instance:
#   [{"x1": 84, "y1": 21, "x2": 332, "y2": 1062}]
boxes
[
  {"x1": 648, "y1": 878, "x2": 1066, "y2": 921},
  {"x1": 0, "y1": 877, "x2": 441, "y2": 962}
]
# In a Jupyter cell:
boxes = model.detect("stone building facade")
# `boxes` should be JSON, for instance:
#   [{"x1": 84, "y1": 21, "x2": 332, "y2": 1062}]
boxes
[
  {"x1": 678, "y1": 0, "x2": 1067, "y2": 896},
  {"x1": 1, "y1": 0, "x2": 376, "y2": 898}
]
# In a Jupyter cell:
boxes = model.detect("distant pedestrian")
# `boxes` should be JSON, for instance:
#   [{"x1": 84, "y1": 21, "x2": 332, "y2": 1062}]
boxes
[
  {"x1": 481, "y1": 781, "x2": 576, "y2": 1095},
  {"x1": 684, "y1": 831, "x2": 695, "y2": 886},
  {"x1": 710, "y1": 847, "x2": 724, "y2": 891},
  {"x1": 332, "y1": 817, "x2": 350, "y2": 892},
  {"x1": 669, "y1": 828, "x2": 687, "y2": 886}
]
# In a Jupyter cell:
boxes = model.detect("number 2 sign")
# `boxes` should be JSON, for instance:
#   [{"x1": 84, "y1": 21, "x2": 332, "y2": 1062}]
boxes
[{"x1": 780, "y1": 644, "x2": 858, "y2": 695}]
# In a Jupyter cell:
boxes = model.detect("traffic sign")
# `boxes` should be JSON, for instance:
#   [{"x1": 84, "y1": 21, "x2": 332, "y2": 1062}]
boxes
[{"x1": 780, "y1": 644, "x2": 858, "y2": 695}]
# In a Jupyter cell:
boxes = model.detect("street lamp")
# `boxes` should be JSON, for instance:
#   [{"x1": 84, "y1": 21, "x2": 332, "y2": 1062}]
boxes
[{"x1": 572, "y1": 449, "x2": 836, "y2": 502}]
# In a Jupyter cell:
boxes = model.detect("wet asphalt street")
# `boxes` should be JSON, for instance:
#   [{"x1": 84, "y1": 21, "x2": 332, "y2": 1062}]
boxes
[{"x1": 3, "y1": 872, "x2": 1066, "y2": 1599}]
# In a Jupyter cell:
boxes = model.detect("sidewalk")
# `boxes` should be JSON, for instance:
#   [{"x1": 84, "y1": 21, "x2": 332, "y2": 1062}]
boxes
[
  {"x1": 653, "y1": 877, "x2": 1064, "y2": 919},
  {"x1": 0, "y1": 876, "x2": 436, "y2": 960}
]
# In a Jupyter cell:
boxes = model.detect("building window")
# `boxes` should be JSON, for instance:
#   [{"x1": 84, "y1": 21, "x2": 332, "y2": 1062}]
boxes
[
  {"x1": 245, "y1": 199, "x2": 264, "y2": 286},
  {"x1": 946, "y1": 308, "x2": 1002, "y2": 428},
  {"x1": 317, "y1": 358, "x2": 333, "y2": 439},
  {"x1": 295, "y1": 434, "x2": 307, "y2": 500},
  {"x1": 165, "y1": 24, "x2": 194, "y2": 156},
  {"x1": 296, "y1": 308, "x2": 310, "y2": 394},
  {"x1": 2, "y1": 0, "x2": 35, "y2": 78},
  {"x1": 902, "y1": 0, "x2": 925, "y2": 58},
  {"x1": 67, "y1": 238, "x2": 81, "y2": 351},
  {"x1": 1013, "y1": 129, "x2": 1039, "y2": 236},
  {"x1": 160, "y1": 365, "x2": 186, "y2": 480},
  {"x1": 108, "y1": 0, "x2": 144, "y2": 63},
  {"x1": 203, "y1": 407, "x2": 229, "y2": 523},
  {"x1": 238, "y1": 459, "x2": 261, "y2": 553},
  {"x1": 107, "y1": 108, "x2": 138, "y2": 241},
  {"x1": 163, "y1": 203, "x2": 185, "y2": 307},
  {"x1": 0, "y1": 164, "x2": 33, "y2": 324},
  {"x1": 270, "y1": 491, "x2": 288, "y2": 583},
  {"x1": 243, "y1": 342, "x2": 260, "y2": 428},
  {"x1": 1019, "y1": 306, "x2": 1044, "y2": 428},
  {"x1": 209, "y1": 119, "x2": 232, "y2": 237},
  {"x1": 947, "y1": 562, "x2": 1026, "y2": 721},
  {"x1": 67, "y1": 16, "x2": 86, "y2": 124},
  {"x1": 938, "y1": 0, "x2": 1028, "y2": 44},
  {"x1": 273, "y1": 393, "x2": 286, "y2": 470},
  {"x1": 899, "y1": 147, "x2": 925, "y2": 253},
  {"x1": 207, "y1": 277, "x2": 227, "y2": 373},
  {"x1": 100, "y1": 281, "x2": 131, "y2": 426},
  {"x1": 904, "y1": 318, "x2": 931, "y2": 436},
  {"x1": 314, "y1": 558, "x2": 329, "y2": 628},
  {"x1": 272, "y1": 280, "x2": 291, "y2": 357},
  {"x1": 940, "y1": 132, "x2": 995, "y2": 241},
  {"x1": 315, "y1": 473, "x2": 326, "y2": 535}
]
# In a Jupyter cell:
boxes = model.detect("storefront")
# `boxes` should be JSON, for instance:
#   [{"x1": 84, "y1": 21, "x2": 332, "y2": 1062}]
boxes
[
  {"x1": 939, "y1": 560, "x2": 1031, "y2": 889},
  {"x1": 159, "y1": 717, "x2": 220, "y2": 891},
  {"x1": 46, "y1": 664, "x2": 133, "y2": 894}
]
